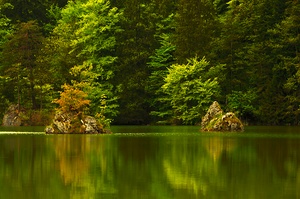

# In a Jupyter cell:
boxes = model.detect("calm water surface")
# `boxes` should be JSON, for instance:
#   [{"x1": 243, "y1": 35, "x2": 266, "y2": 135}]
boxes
[{"x1": 0, "y1": 126, "x2": 300, "y2": 199}]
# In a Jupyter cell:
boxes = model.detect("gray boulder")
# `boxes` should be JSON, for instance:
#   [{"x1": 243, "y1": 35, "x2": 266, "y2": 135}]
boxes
[
  {"x1": 201, "y1": 101, "x2": 244, "y2": 132},
  {"x1": 81, "y1": 116, "x2": 106, "y2": 134},
  {"x1": 2, "y1": 104, "x2": 23, "y2": 126}
]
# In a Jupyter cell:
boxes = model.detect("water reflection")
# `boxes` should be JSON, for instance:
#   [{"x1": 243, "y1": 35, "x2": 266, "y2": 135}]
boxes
[
  {"x1": 0, "y1": 135, "x2": 69, "y2": 199},
  {"x1": 0, "y1": 127, "x2": 300, "y2": 198},
  {"x1": 51, "y1": 135, "x2": 118, "y2": 198},
  {"x1": 53, "y1": 136, "x2": 90, "y2": 185},
  {"x1": 204, "y1": 137, "x2": 237, "y2": 161}
]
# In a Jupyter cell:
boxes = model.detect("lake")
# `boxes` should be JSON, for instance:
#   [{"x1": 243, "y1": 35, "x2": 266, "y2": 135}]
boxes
[{"x1": 0, "y1": 126, "x2": 300, "y2": 199}]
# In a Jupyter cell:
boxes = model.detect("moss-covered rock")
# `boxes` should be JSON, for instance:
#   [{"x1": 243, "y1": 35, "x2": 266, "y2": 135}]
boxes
[
  {"x1": 201, "y1": 101, "x2": 244, "y2": 132},
  {"x1": 45, "y1": 111, "x2": 111, "y2": 134}
]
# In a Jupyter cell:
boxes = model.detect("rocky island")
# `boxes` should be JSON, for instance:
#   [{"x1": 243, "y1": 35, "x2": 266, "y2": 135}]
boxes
[
  {"x1": 45, "y1": 84, "x2": 111, "y2": 134},
  {"x1": 201, "y1": 101, "x2": 244, "y2": 132},
  {"x1": 45, "y1": 111, "x2": 111, "y2": 134}
]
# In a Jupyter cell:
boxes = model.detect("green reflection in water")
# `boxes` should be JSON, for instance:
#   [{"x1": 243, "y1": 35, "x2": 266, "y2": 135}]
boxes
[{"x1": 0, "y1": 126, "x2": 300, "y2": 199}]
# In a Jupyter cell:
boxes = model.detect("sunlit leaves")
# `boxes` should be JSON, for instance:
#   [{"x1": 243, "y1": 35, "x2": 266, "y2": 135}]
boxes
[
  {"x1": 0, "y1": 3, "x2": 13, "y2": 48},
  {"x1": 54, "y1": 84, "x2": 90, "y2": 114},
  {"x1": 162, "y1": 57, "x2": 221, "y2": 124},
  {"x1": 52, "y1": 0, "x2": 122, "y2": 123},
  {"x1": 58, "y1": 0, "x2": 122, "y2": 70}
]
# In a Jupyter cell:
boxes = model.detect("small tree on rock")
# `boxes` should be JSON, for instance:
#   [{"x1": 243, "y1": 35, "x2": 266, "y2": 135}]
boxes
[{"x1": 54, "y1": 84, "x2": 90, "y2": 116}]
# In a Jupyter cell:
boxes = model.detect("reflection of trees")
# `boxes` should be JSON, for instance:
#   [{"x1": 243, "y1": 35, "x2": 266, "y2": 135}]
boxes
[
  {"x1": 51, "y1": 135, "x2": 118, "y2": 198},
  {"x1": 203, "y1": 137, "x2": 236, "y2": 161},
  {"x1": 115, "y1": 136, "x2": 158, "y2": 198},
  {"x1": 1, "y1": 132, "x2": 300, "y2": 198},
  {"x1": 163, "y1": 137, "x2": 235, "y2": 196},
  {"x1": 0, "y1": 136, "x2": 68, "y2": 199},
  {"x1": 49, "y1": 134, "x2": 300, "y2": 199},
  {"x1": 53, "y1": 136, "x2": 90, "y2": 185},
  {"x1": 159, "y1": 135, "x2": 300, "y2": 199},
  {"x1": 160, "y1": 136, "x2": 229, "y2": 198}
]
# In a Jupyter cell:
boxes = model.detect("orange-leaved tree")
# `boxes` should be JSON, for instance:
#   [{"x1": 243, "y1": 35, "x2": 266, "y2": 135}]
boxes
[{"x1": 54, "y1": 84, "x2": 90, "y2": 115}]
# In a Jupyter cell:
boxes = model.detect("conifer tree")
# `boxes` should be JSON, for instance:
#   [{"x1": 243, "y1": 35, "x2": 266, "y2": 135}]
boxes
[
  {"x1": 174, "y1": 0, "x2": 218, "y2": 63},
  {"x1": 1, "y1": 20, "x2": 44, "y2": 110},
  {"x1": 276, "y1": 0, "x2": 300, "y2": 124},
  {"x1": 146, "y1": 13, "x2": 176, "y2": 123},
  {"x1": 113, "y1": 0, "x2": 164, "y2": 124}
]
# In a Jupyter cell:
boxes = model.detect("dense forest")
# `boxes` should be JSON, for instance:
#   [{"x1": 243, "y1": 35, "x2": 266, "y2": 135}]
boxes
[{"x1": 0, "y1": 0, "x2": 299, "y2": 126}]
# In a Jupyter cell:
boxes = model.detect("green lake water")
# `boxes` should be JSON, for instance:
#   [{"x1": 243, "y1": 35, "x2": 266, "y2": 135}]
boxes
[{"x1": 0, "y1": 126, "x2": 300, "y2": 199}]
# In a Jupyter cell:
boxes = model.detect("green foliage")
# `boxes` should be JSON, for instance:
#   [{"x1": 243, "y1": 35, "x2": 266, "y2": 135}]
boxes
[
  {"x1": 214, "y1": 0, "x2": 230, "y2": 14},
  {"x1": 70, "y1": 62, "x2": 119, "y2": 125},
  {"x1": 43, "y1": 5, "x2": 62, "y2": 35},
  {"x1": 275, "y1": 0, "x2": 300, "y2": 124},
  {"x1": 0, "y1": 0, "x2": 67, "y2": 27},
  {"x1": 0, "y1": 3, "x2": 13, "y2": 48},
  {"x1": 113, "y1": 1, "x2": 164, "y2": 124},
  {"x1": 174, "y1": 0, "x2": 218, "y2": 63},
  {"x1": 161, "y1": 57, "x2": 222, "y2": 124},
  {"x1": 38, "y1": 31, "x2": 76, "y2": 91},
  {"x1": 1, "y1": 20, "x2": 45, "y2": 110},
  {"x1": 52, "y1": 0, "x2": 122, "y2": 123},
  {"x1": 67, "y1": 0, "x2": 122, "y2": 71},
  {"x1": 0, "y1": 4, "x2": 13, "y2": 118},
  {"x1": 0, "y1": 0, "x2": 300, "y2": 125},
  {"x1": 227, "y1": 90, "x2": 258, "y2": 121},
  {"x1": 209, "y1": 0, "x2": 291, "y2": 124},
  {"x1": 146, "y1": 15, "x2": 175, "y2": 123}
]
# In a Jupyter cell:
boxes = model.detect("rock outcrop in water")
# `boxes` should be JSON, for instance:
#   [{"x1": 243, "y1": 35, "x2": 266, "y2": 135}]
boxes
[
  {"x1": 201, "y1": 101, "x2": 244, "y2": 132},
  {"x1": 2, "y1": 104, "x2": 23, "y2": 126},
  {"x1": 45, "y1": 111, "x2": 111, "y2": 134}
]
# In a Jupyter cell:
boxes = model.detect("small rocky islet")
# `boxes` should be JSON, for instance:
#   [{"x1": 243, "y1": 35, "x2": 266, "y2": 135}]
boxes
[
  {"x1": 45, "y1": 110, "x2": 111, "y2": 134},
  {"x1": 201, "y1": 101, "x2": 244, "y2": 132}
]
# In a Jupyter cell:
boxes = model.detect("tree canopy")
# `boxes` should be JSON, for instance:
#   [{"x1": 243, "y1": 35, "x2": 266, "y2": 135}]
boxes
[{"x1": 0, "y1": 0, "x2": 299, "y2": 125}]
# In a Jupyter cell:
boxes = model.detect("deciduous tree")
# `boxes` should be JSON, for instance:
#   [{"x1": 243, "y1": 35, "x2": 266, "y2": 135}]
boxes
[
  {"x1": 52, "y1": 0, "x2": 122, "y2": 123},
  {"x1": 161, "y1": 57, "x2": 222, "y2": 124}
]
